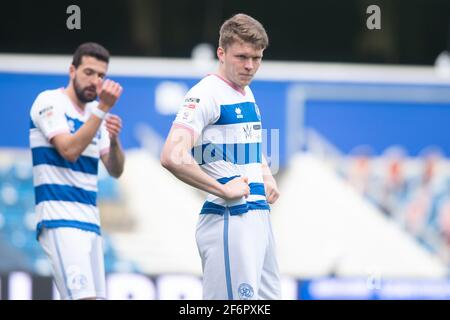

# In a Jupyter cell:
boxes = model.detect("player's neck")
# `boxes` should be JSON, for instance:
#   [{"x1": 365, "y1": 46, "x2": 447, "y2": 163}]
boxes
[
  {"x1": 64, "y1": 85, "x2": 87, "y2": 112},
  {"x1": 214, "y1": 69, "x2": 246, "y2": 95}
]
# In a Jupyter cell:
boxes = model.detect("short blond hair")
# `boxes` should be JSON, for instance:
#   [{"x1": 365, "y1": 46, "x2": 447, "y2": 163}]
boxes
[{"x1": 219, "y1": 13, "x2": 269, "y2": 50}]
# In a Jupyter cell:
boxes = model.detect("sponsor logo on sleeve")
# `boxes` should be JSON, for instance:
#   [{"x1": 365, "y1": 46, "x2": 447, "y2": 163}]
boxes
[
  {"x1": 38, "y1": 106, "x2": 54, "y2": 118},
  {"x1": 180, "y1": 97, "x2": 200, "y2": 122},
  {"x1": 184, "y1": 97, "x2": 200, "y2": 103}
]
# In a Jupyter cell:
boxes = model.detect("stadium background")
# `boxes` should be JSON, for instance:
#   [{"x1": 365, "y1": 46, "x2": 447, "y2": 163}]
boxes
[{"x1": 1, "y1": 0, "x2": 450, "y2": 299}]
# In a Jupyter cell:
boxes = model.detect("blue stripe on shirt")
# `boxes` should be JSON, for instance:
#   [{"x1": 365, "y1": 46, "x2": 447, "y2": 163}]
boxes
[
  {"x1": 32, "y1": 146, "x2": 98, "y2": 175},
  {"x1": 217, "y1": 176, "x2": 266, "y2": 197},
  {"x1": 215, "y1": 102, "x2": 260, "y2": 125},
  {"x1": 217, "y1": 175, "x2": 240, "y2": 184},
  {"x1": 229, "y1": 203, "x2": 249, "y2": 215},
  {"x1": 35, "y1": 184, "x2": 97, "y2": 206},
  {"x1": 200, "y1": 201, "x2": 227, "y2": 215},
  {"x1": 248, "y1": 183, "x2": 266, "y2": 196},
  {"x1": 65, "y1": 114, "x2": 84, "y2": 133},
  {"x1": 192, "y1": 143, "x2": 261, "y2": 165}
]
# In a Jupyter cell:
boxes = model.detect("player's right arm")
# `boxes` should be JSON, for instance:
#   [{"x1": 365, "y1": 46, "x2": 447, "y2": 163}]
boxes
[
  {"x1": 51, "y1": 80, "x2": 122, "y2": 162},
  {"x1": 160, "y1": 124, "x2": 249, "y2": 201}
]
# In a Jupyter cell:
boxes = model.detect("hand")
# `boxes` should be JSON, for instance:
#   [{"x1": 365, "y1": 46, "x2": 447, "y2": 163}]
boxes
[
  {"x1": 263, "y1": 174, "x2": 280, "y2": 204},
  {"x1": 97, "y1": 79, "x2": 123, "y2": 111},
  {"x1": 222, "y1": 176, "x2": 250, "y2": 201},
  {"x1": 105, "y1": 114, "x2": 122, "y2": 141}
]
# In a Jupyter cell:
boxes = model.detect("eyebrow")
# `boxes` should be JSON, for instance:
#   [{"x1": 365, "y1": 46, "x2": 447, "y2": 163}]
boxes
[
  {"x1": 84, "y1": 67, "x2": 105, "y2": 76},
  {"x1": 235, "y1": 53, "x2": 263, "y2": 59}
]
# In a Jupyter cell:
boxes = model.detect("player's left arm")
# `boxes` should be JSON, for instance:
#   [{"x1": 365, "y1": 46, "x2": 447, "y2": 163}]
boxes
[
  {"x1": 100, "y1": 114, "x2": 125, "y2": 178},
  {"x1": 262, "y1": 155, "x2": 280, "y2": 204}
]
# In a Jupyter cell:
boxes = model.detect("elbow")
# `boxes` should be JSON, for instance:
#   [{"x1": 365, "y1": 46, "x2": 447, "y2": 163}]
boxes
[
  {"x1": 61, "y1": 149, "x2": 80, "y2": 163},
  {"x1": 51, "y1": 137, "x2": 80, "y2": 163},
  {"x1": 109, "y1": 168, "x2": 123, "y2": 179},
  {"x1": 109, "y1": 172, "x2": 122, "y2": 179},
  {"x1": 160, "y1": 153, "x2": 174, "y2": 172},
  {"x1": 160, "y1": 155, "x2": 170, "y2": 170}
]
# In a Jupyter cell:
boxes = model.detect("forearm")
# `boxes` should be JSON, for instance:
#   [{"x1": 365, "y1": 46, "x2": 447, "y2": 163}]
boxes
[
  {"x1": 54, "y1": 115, "x2": 103, "y2": 162},
  {"x1": 105, "y1": 138, "x2": 125, "y2": 178},
  {"x1": 262, "y1": 155, "x2": 273, "y2": 177},
  {"x1": 261, "y1": 155, "x2": 280, "y2": 204},
  {"x1": 162, "y1": 152, "x2": 226, "y2": 198}
]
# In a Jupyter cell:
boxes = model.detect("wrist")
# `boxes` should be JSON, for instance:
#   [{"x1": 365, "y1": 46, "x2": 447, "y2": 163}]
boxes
[
  {"x1": 110, "y1": 136, "x2": 120, "y2": 146},
  {"x1": 97, "y1": 102, "x2": 110, "y2": 113},
  {"x1": 262, "y1": 165, "x2": 273, "y2": 177},
  {"x1": 217, "y1": 184, "x2": 229, "y2": 199},
  {"x1": 262, "y1": 174, "x2": 274, "y2": 187},
  {"x1": 91, "y1": 106, "x2": 107, "y2": 120}
]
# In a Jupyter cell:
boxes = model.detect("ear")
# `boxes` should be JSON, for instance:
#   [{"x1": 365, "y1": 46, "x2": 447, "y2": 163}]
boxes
[
  {"x1": 69, "y1": 65, "x2": 76, "y2": 80},
  {"x1": 217, "y1": 47, "x2": 225, "y2": 64}
]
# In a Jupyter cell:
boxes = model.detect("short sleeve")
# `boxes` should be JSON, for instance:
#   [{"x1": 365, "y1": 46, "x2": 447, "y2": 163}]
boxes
[
  {"x1": 30, "y1": 92, "x2": 70, "y2": 141},
  {"x1": 173, "y1": 88, "x2": 218, "y2": 134}
]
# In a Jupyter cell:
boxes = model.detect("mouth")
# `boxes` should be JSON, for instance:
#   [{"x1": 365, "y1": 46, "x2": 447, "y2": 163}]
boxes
[{"x1": 84, "y1": 87, "x2": 96, "y2": 95}]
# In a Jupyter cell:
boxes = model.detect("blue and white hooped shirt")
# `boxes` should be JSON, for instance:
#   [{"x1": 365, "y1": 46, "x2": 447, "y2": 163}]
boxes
[
  {"x1": 173, "y1": 74, "x2": 270, "y2": 215},
  {"x1": 29, "y1": 88, "x2": 110, "y2": 239}
]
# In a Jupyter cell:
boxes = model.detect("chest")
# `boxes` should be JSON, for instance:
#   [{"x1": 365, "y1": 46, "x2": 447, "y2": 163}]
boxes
[
  {"x1": 65, "y1": 113, "x2": 102, "y2": 147},
  {"x1": 215, "y1": 101, "x2": 261, "y2": 125},
  {"x1": 203, "y1": 101, "x2": 262, "y2": 144}
]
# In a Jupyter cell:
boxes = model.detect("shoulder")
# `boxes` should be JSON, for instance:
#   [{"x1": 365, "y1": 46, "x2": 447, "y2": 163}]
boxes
[
  {"x1": 244, "y1": 86, "x2": 256, "y2": 101},
  {"x1": 30, "y1": 88, "x2": 64, "y2": 113},
  {"x1": 86, "y1": 100, "x2": 99, "y2": 112},
  {"x1": 188, "y1": 75, "x2": 217, "y2": 97},
  {"x1": 35, "y1": 88, "x2": 63, "y2": 102},
  {"x1": 185, "y1": 76, "x2": 218, "y2": 109}
]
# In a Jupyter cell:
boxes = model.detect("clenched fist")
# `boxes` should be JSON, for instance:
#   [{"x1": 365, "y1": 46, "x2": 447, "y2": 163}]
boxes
[
  {"x1": 263, "y1": 174, "x2": 280, "y2": 204},
  {"x1": 97, "y1": 79, "x2": 123, "y2": 111},
  {"x1": 105, "y1": 114, "x2": 123, "y2": 141},
  {"x1": 222, "y1": 176, "x2": 250, "y2": 201}
]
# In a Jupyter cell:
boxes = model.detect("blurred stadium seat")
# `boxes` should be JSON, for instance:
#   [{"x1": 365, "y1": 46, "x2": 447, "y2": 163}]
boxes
[{"x1": 337, "y1": 147, "x2": 450, "y2": 263}]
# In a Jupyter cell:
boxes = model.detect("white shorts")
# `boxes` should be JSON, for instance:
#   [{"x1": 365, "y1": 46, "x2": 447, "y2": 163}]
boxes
[
  {"x1": 39, "y1": 227, "x2": 106, "y2": 300},
  {"x1": 196, "y1": 209, "x2": 281, "y2": 300}
]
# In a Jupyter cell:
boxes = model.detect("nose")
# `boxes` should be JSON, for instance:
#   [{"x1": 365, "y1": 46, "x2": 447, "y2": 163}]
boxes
[
  {"x1": 91, "y1": 74, "x2": 102, "y2": 87},
  {"x1": 244, "y1": 58, "x2": 254, "y2": 71}
]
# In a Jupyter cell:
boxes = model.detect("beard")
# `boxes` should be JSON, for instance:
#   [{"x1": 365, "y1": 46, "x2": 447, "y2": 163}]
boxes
[{"x1": 73, "y1": 76, "x2": 97, "y2": 103}]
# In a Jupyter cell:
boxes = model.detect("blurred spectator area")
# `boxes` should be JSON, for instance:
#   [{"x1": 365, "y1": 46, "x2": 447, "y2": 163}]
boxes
[{"x1": 334, "y1": 144, "x2": 450, "y2": 263}]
